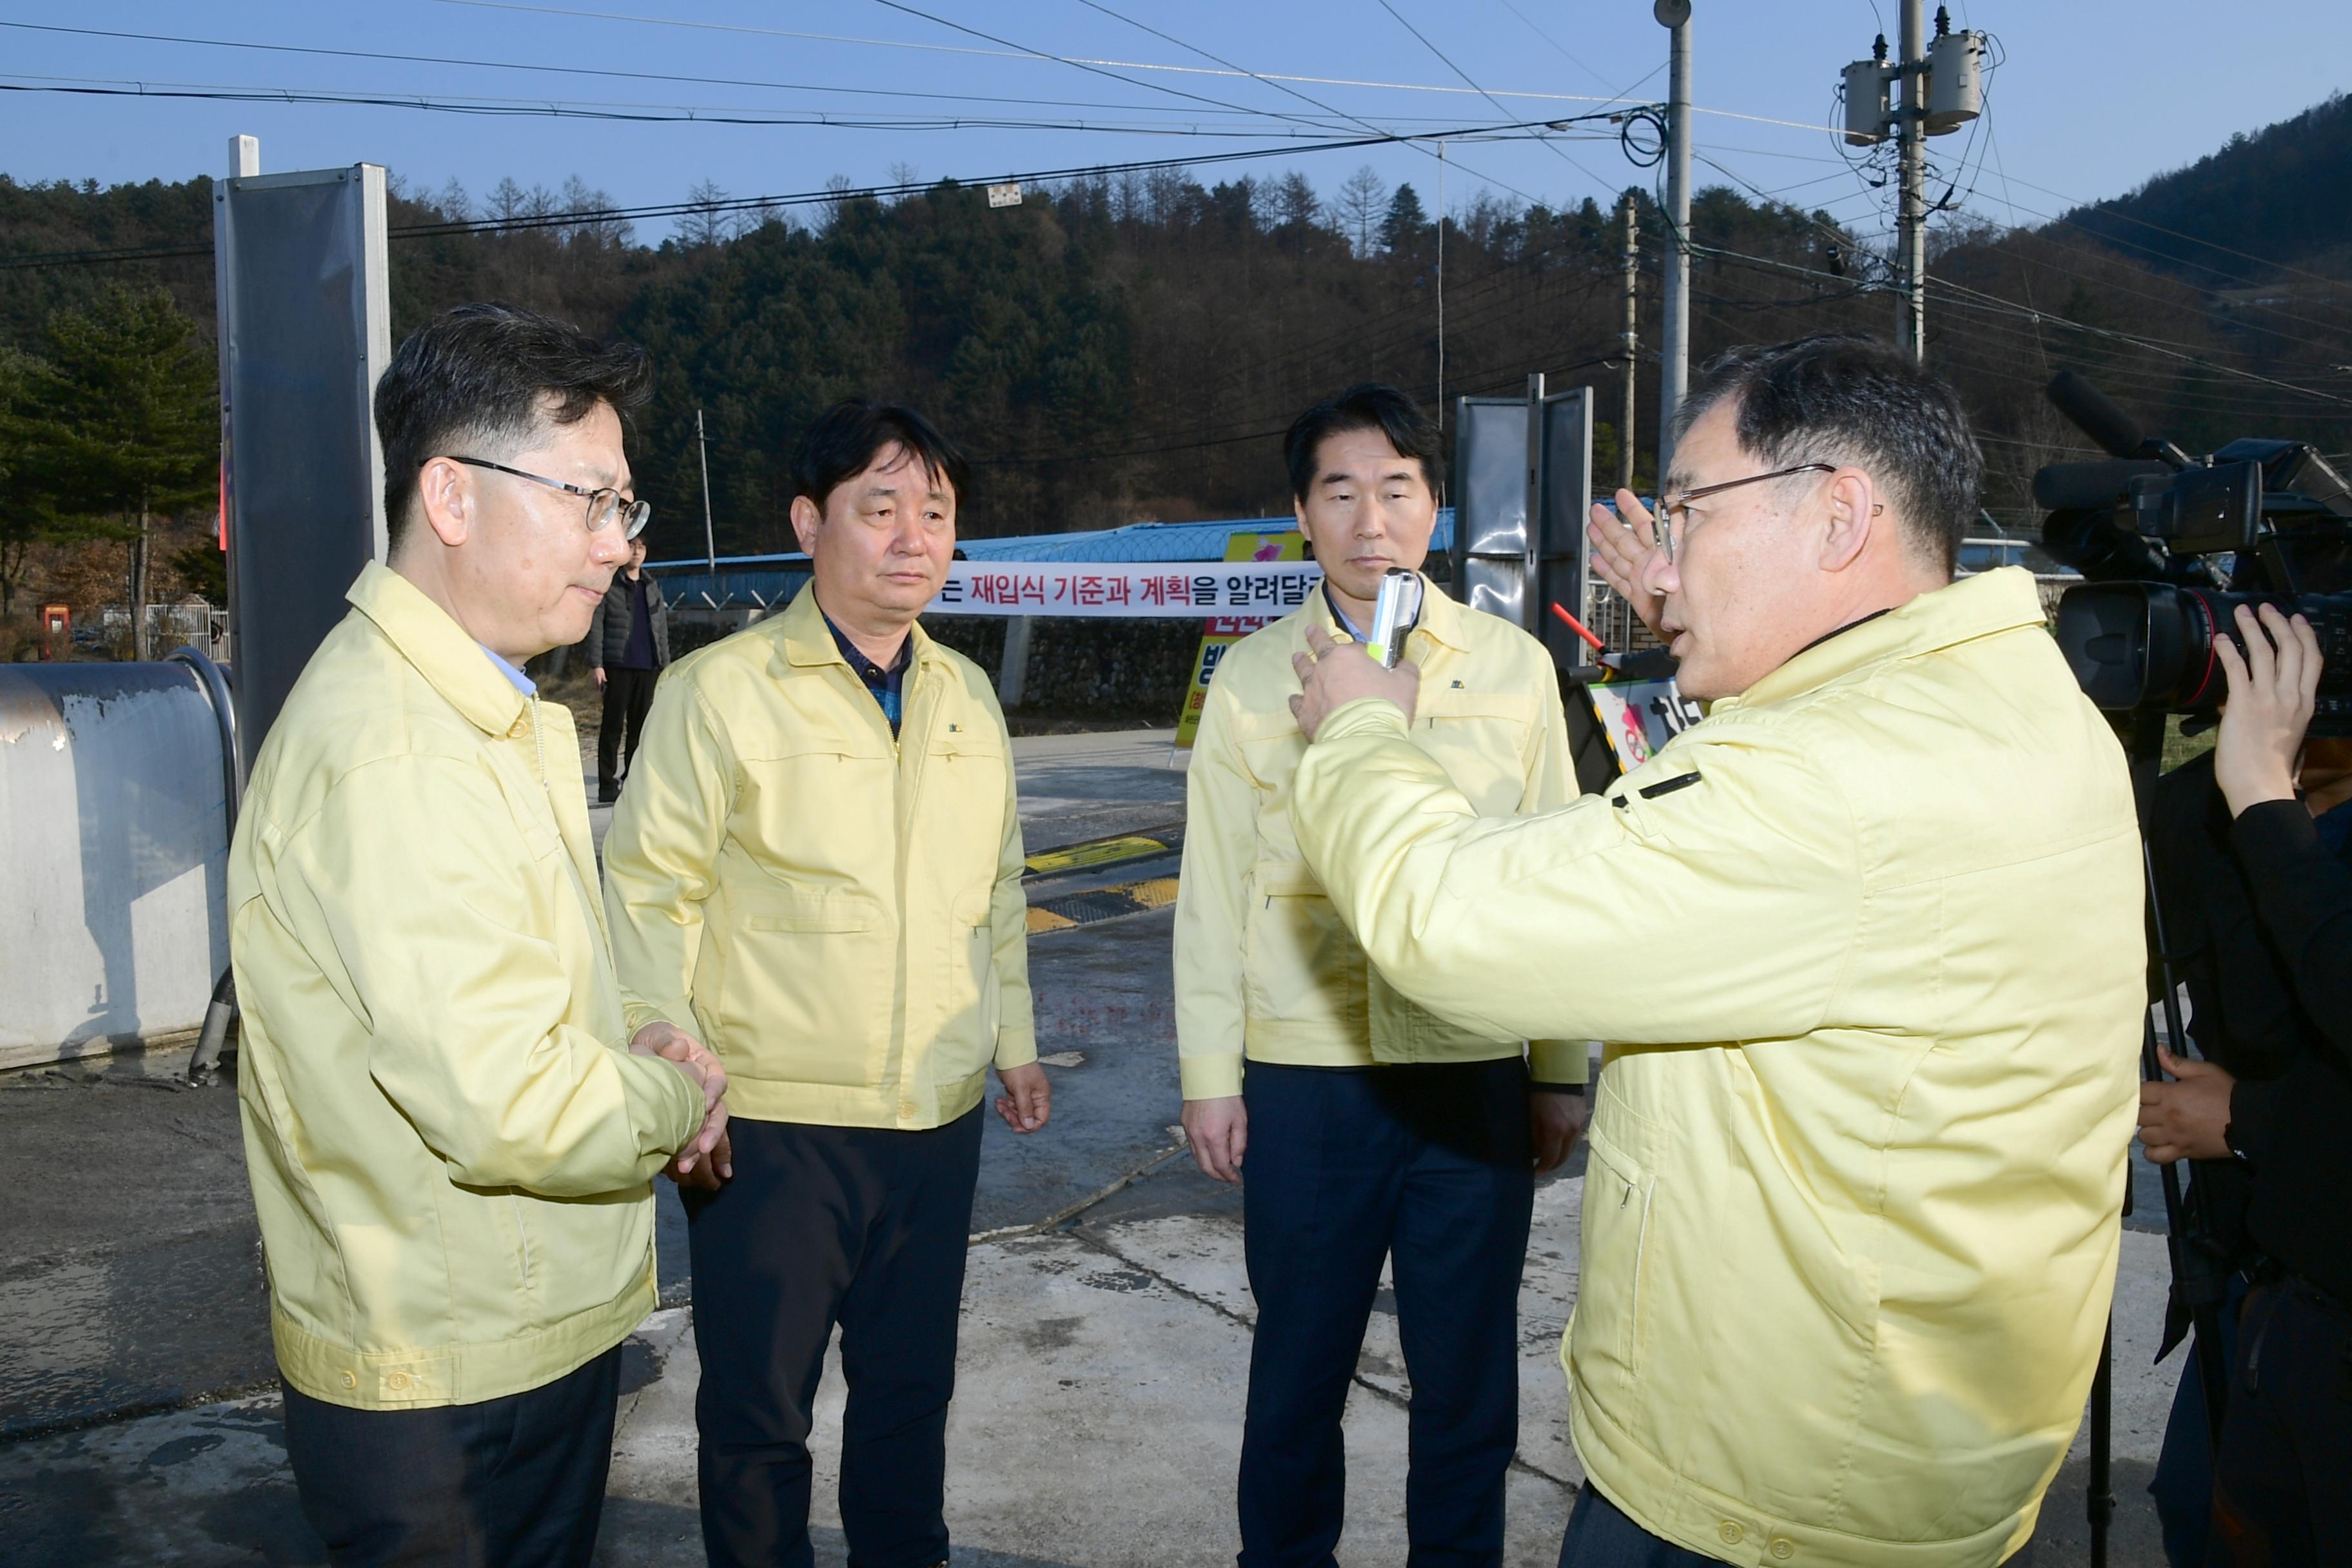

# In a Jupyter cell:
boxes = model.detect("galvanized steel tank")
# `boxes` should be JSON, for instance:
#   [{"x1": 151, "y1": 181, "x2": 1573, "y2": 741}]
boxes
[{"x1": 0, "y1": 663, "x2": 231, "y2": 1070}]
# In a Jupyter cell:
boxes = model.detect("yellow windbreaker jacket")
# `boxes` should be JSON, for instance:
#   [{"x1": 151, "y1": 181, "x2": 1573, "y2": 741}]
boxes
[
  {"x1": 1174, "y1": 579, "x2": 1587, "y2": 1099},
  {"x1": 1291, "y1": 569, "x2": 2143, "y2": 1568},
  {"x1": 229, "y1": 564, "x2": 705, "y2": 1411},
  {"x1": 602, "y1": 585, "x2": 1036, "y2": 1130}
]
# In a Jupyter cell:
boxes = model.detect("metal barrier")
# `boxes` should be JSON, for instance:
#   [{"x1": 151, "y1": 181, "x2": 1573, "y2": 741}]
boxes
[{"x1": 0, "y1": 662, "x2": 233, "y2": 1070}]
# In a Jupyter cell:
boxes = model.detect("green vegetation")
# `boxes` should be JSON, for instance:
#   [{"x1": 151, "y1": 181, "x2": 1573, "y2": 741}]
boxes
[
  {"x1": 0, "y1": 285, "x2": 215, "y2": 651},
  {"x1": 4, "y1": 98, "x2": 2350, "y2": 574}
]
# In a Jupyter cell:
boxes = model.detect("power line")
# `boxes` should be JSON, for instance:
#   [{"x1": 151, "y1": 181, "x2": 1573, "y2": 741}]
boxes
[
  {"x1": 1489, "y1": 0, "x2": 1615, "y2": 95},
  {"x1": 427, "y1": 0, "x2": 1649, "y2": 110},
  {"x1": 1683, "y1": 240, "x2": 2352, "y2": 407},
  {"x1": 1017, "y1": 0, "x2": 1563, "y2": 217},
  {"x1": 859, "y1": 0, "x2": 1350, "y2": 137},
  {"x1": 0, "y1": 111, "x2": 1599, "y2": 270},
  {"x1": 0, "y1": 74, "x2": 1578, "y2": 140},
  {"x1": 0, "y1": 20, "x2": 1311, "y2": 120},
  {"x1": 1370, "y1": 0, "x2": 1629, "y2": 201}
]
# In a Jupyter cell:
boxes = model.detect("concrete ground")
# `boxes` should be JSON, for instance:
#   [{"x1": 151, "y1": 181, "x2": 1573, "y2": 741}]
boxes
[{"x1": 0, "y1": 729, "x2": 2186, "y2": 1565}]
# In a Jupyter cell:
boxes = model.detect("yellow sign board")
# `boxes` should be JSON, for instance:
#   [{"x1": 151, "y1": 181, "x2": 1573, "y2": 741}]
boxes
[{"x1": 1173, "y1": 531, "x2": 1306, "y2": 748}]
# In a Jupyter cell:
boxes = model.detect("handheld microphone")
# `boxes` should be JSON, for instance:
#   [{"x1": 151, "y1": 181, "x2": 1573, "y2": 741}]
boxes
[{"x1": 1365, "y1": 569, "x2": 1424, "y2": 669}]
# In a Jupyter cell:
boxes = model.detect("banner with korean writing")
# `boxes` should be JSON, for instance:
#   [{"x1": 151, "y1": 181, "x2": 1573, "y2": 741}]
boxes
[{"x1": 926, "y1": 558, "x2": 1322, "y2": 618}]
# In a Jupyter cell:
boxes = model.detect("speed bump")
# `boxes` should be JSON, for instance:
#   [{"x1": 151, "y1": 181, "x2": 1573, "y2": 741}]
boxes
[
  {"x1": 1026, "y1": 876, "x2": 1181, "y2": 933},
  {"x1": 1024, "y1": 825, "x2": 1184, "y2": 878}
]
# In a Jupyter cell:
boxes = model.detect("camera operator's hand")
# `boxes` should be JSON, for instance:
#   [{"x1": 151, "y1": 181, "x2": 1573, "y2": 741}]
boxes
[
  {"x1": 1586, "y1": 489, "x2": 1668, "y2": 643},
  {"x1": 2138, "y1": 1046, "x2": 2236, "y2": 1164},
  {"x1": 2214, "y1": 602, "x2": 2322, "y2": 817}
]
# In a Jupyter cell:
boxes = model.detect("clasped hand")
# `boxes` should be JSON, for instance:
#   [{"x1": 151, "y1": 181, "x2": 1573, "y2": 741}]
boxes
[{"x1": 631, "y1": 1021, "x2": 732, "y2": 1190}]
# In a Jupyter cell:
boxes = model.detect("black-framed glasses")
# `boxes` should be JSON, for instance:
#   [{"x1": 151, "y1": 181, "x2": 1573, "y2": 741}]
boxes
[
  {"x1": 446, "y1": 456, "x2": 651, "y2": 540},
  {"x1": 1651, "y1": 462, "x2": 1837, "y2": 563}
]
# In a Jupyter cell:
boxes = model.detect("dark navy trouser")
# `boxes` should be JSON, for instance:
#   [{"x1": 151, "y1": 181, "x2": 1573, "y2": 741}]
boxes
[
  {"x1": 1238, "y1": 1057, "x2": 1534, "y2": 1568},
  {"x1": 282, "y1": 1346, "x2": 620, "y2": 1567},
  {"x1": 1555, "y1": 1486, "x2": 1724, "y2": 1567},
  {"x1": 684, "y1": 1108, "x2": 984, "y2": 1568}
]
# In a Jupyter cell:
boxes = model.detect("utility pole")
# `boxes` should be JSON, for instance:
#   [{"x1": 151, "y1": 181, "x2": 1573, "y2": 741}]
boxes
[
  {"x1": 1896, "y1": 0, "x2": 1927, "y2": 360},
  {"x1": 1654, "y1": 0, "x2": 1692, "y2": 485},
  {"x1": 695, "y1": 407, "x2": 716, "y2": 573},
  {"x1": 1618, "y1": 191, "x2": 1640, "y2": 494},
  {"x1": 1843, "y1": 5, "x2": 1983, "y2": 363},
  {"x1": 1436, "y1": 141, "x2": 1446, "y2": 420}
]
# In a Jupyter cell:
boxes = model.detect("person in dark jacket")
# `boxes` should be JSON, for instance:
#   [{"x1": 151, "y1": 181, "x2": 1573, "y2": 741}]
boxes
[
  {"x1": 587, "y1": 536, "x2": 670, "y2": 803},
  {"x1": 2139, "y1": 602, "x2": 2352, "y2": 1567}
]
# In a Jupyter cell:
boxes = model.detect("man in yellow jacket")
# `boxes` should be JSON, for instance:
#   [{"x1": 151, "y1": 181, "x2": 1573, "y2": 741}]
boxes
[
  {"x1": 603, "y1": 399, "x2": 1050, "y2": 1568},
  {"x1": 1177, "y1": 384, "x2": 1588, "y2": 1567},
  {"x1": 1286, "y1": 337, "x2": 2144, "y2": 1568},
  {"x1": 230, "y1": 303, "x2": 729, "y2": 1567}
]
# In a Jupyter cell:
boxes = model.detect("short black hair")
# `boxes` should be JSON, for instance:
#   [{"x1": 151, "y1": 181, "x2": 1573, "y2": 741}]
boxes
[
  {"x1": 375, "y1": 302, "x2": 651, "y2": 549},
  {"x1": 1672, "y1": 333, "x2": 1981, "y2": 574},
  {"x1": 790, "y1": 399, "x2": 972, "y2": 515},
  {"x1": 1284, "y1": 383, "x2": 1444, "y2": 503}
]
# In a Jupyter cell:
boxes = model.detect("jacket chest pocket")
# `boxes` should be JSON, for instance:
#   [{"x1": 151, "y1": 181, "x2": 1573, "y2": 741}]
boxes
[
  {"x1": 736, "y1": 750, "x2": 894, "y2": 882},
  {"x1": 923, "y1": 729, "x2": 1008, "y2": 881},
  {"x1": 1417, "y1": 694, "x2": 1534, "y2": 813},
  {"x1": 1568, "y1": 1117, "x2": 1659, "y2": 1409},
  {"x1": 719, "y1": 888, "x2": 890, "y2": 1087},
  {"x1": 1242, "y1": 863, "x2": 1367, "y2": 1029}
]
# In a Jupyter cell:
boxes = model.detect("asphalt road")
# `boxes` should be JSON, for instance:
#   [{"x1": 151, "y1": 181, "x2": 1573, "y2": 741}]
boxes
[{"x1": 0, "y1": 727, "x2": 2183, "y2": 1565}]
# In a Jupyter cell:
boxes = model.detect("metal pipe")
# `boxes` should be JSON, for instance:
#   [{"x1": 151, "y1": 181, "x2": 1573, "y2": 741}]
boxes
[
  {"x1": 169, "y1": 645, "x2": 242, "y2": 839},
  {"x1": 1655, "y1": 1, "x2": 1694, "y2": 482}
]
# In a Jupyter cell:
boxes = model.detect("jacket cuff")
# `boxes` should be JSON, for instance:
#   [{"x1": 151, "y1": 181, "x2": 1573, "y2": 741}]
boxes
[
  {"x1": 1529, "y1": 1039, "x2": 1591, "y2": 1086},
  {"x1": 614, "y1": 1048, "x2": 704, "y2": 1161},
  {"x1": 992, "y1": 1024, "x2": 1038, "y2": 1072},
  {"x1": 2225, "y1": 1075, "x2": 2280, "y2": 1170},
  {"x1": 1180, "y1": 1054, "x2": 1246, "y2": 1100},
  {"x1": 623, "y1": 996, "x2": 698, "y2": 1041},
  {"x1": 1315, "y1": 696, "x2": 1411, "y2": 744}
]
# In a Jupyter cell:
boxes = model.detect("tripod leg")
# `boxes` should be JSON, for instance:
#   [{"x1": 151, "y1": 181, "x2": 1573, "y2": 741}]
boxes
[{"x1": 2089, "y1": 1317, "x2": 2115, "y2": 1567}]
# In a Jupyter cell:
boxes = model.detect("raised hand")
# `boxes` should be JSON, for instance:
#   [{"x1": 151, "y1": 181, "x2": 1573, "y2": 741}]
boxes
[
  {"x1": 2212, "y1": 602, "x2": 2322, "y2": 816},
  {"x1": 1586, "y1": 489, "x2": 1667, "y2": 643}
]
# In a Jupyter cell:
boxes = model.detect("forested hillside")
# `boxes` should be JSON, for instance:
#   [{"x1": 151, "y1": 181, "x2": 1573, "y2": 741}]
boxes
[
  {"x1": 2066, "y1": 90, "x2": 2352, "y2": 286},
  {"x1": 5, "y1": 110, "x2": 2350, "y2": 574}
]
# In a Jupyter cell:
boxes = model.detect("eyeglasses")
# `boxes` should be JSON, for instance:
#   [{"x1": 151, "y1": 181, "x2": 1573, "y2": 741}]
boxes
[
  {"x1": 445, "y1": 456, "x2": 651, "y2": 540},
  {"x1": 1651, "y1": 462, "x2": 1837, "y2": 564}
]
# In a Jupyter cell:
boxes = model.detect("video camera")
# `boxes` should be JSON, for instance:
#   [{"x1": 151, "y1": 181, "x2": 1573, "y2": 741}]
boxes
[{"x1": 2038, "y1": 371, "x2": 2352, "y2": 734}]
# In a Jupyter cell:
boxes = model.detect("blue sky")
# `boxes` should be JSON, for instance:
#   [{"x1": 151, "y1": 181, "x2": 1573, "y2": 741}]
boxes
[{"x1": 2, "y1": 1, "x2": 2345, "y2": 255}]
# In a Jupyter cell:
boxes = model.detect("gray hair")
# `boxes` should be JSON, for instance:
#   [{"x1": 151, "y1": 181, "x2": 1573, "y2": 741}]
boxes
[{"x1": 1673, "y1": 334, "x2": 1982, "y2": 574}]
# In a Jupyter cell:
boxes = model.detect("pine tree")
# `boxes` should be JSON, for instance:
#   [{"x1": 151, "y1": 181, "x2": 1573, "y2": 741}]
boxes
[
  {"x1": 18, "y1": 286, "x2": 215, "y2": 658},
  {"x1": 1380, "y1": 184, "x2": 1430, "y2": 257},
  {"x1": 0, "y1": 344, "x2": 57, "y2": 616}
]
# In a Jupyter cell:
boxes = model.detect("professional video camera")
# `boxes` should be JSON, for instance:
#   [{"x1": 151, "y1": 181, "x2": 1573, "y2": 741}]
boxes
[{"x1": 2038, "y1": 370, "x2": 2352, "y2": 734}]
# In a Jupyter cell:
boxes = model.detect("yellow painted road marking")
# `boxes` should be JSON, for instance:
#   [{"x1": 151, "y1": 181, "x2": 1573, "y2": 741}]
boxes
[
  {"x1": 1026, "y1": 876, "x2": 1181, "y2": 934},
  {"x1": 1023, "y1": 830, "x2": 1179, "y2": 877}
]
